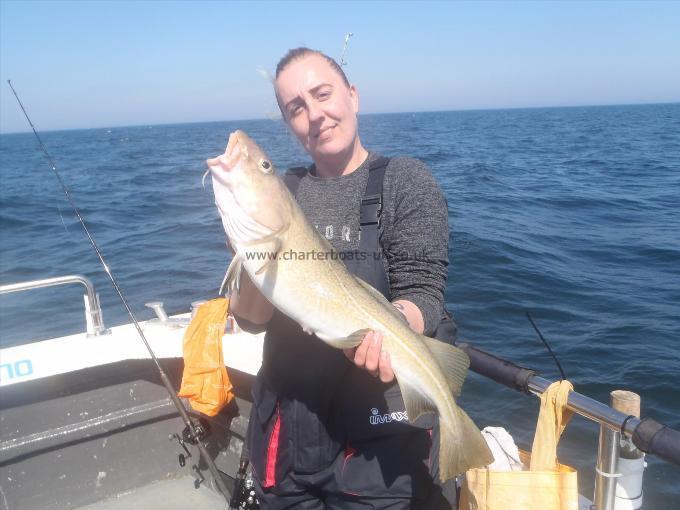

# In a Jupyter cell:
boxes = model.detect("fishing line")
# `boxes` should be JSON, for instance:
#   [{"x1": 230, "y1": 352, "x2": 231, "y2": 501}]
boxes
[
  {"x1": 57, "y1": 204, "x2": 69, "y2": 232},
  {"x1": 7, "y1": 80, "x2": 231, "y2": 501},
  {"x1": 526, "y1": 311, "x2": 567, "y2": 381}
]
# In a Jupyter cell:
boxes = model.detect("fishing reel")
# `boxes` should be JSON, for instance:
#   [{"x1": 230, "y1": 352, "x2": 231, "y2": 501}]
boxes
[
  {"x1": 181, "y1": 416, "x2": 211, "y2": 445},
  {"x1": 229, "y1": 455, "x2": 260, "y2": 509},
  {"x1": 230, "y1": 472, "x2": 259, "y2": 510},
  {"x1": 169, "y1": 416, "x2": 212, "y2": 481}
]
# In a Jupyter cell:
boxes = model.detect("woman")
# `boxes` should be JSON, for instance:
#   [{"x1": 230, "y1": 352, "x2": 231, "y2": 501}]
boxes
[{"x1": 225, "y1": 48, "x2": 453, "y2": 509}]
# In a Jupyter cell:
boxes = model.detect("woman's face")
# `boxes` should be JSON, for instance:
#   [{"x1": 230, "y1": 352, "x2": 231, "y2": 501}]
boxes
[{"x1": 275, "y1": 54, "x2": 360, "y2": 164}]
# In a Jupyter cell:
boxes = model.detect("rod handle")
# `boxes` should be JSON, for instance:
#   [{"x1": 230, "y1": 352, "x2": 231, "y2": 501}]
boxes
[
  {"x1": 632, "y1": 417, "x2": 680, "y2": 466},
  {"x1": 458, "y1": 343, "x2": 536, "y2": 393}
]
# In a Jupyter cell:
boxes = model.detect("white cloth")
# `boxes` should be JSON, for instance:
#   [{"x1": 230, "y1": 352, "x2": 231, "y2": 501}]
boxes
[{"x1": 481, "y1": 426, "x2": 525, "y2": 471}]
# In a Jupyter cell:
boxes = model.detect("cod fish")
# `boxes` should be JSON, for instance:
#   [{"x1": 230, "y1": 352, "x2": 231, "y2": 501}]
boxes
[{"x1": 207, "y1": 131, "x2": 493, "y2": 481}]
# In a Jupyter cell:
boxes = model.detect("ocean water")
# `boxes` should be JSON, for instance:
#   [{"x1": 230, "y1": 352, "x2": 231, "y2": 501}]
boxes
[{"x1": 1, "y1": 104, "x2": 679, "y2": 507}]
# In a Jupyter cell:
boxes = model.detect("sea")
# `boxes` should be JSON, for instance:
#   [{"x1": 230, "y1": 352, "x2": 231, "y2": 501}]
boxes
[{"x1": 1, "y1": 104, "x2": 679, "y2": 508}]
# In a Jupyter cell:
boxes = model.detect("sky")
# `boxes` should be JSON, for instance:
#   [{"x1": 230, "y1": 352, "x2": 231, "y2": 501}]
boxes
[{"x1": 0, "y1": 0, "x2": 678, "y2": 133}]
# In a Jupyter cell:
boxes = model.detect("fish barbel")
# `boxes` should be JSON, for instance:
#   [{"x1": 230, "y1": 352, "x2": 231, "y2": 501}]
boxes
[{"x1": 207, "y1": 130, "x2": 493, "y2": 480}]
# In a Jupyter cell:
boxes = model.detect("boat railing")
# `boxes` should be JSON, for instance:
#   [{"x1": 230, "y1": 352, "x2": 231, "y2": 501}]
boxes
[
  {"x1": 458, "y1": 343, "x2": 680, "y2": 510},
  {"x1": 0, "y1": 275, "x2": 110, "y2": 337}
]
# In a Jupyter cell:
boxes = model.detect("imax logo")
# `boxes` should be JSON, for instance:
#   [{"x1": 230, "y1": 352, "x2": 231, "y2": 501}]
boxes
[{"x1": 369, "y1": 407, "x2": 409, "y2": 426}]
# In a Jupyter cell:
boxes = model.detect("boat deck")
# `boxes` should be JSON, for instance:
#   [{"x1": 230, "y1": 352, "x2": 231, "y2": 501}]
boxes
[{"x1": 75, "y1": 476, "x2": 227, "y2": 509}]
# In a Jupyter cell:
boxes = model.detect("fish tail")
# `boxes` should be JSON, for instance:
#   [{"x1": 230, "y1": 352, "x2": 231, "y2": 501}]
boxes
[{"x1": 438, "y1": 407, "x2": 494, "y2": 482}]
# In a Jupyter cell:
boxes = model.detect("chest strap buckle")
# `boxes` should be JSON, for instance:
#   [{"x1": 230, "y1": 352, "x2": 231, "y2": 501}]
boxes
[{"x1": 360, "y1": 194, "x2": 382, "y2": 227}]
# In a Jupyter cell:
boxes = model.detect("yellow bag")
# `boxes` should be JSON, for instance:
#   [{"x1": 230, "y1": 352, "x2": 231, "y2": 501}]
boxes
[
  {"x1": 460, "y1": 381, "x2": 579, "y2": 510},
  {"x1": 177, "y1": 297, "x2": 234, "y2": 416}
]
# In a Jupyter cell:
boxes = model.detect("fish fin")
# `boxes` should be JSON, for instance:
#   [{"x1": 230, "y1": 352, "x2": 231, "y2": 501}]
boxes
[
  {"x1": 201, "y1": 169, "x2": 210, "y2": 190},
  {"x1": 316, "y1": 328, "x2": 372, "y2": 350},
  {"x1": 354, "y1": 277, "x2": 408, "y2": 324},
  {"x1": 395, "y1": 376, "x2": 437, "y2": 424},
  {"x1": 219, "y1": 253, "x2": 243, "y2": 296},
  {"x1": 422, "y1": 337, "x2": 470, "y2": 397},
  {"x1": 438, "y1": 408, "x2": 494, "y2": 481}
]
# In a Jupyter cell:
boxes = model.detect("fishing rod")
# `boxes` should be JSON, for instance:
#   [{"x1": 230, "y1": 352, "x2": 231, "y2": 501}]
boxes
[
  {"x1": 340, "y1": 32, "x2": 353, "y2": 66},
  {"x1": 526, "y1": 311, "x2": 567, "y2": 380},
  {"x1": 6, "y1": 80, "x2": 231, "y2": 502},
  {"x1": 456, "y1": 342, "x2": 680, "y2": 467}
]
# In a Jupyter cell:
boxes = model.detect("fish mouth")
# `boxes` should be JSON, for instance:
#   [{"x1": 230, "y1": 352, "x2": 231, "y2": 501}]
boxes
[
  {"x1": 208, "y1": 130, "x2": 284, "y2": 247},
  {"x1": 207, "y1": 131, "x2": 246, "y2": 174},
  {"x1": 227, "y1": 130, "x2": 250, "y2": 159}
]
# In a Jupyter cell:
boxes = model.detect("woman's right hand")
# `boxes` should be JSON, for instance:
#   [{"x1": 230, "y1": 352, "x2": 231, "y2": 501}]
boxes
[{"x1": 343, "y1": 331, "x2": 395, "y2": 383}]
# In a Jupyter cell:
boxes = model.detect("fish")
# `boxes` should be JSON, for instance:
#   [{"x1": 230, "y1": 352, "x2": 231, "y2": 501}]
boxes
[{"x1": 206, "y1": 130, "x2": 493, "y2": 481}]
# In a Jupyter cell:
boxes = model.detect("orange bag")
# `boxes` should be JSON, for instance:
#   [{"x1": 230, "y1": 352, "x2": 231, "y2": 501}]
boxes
[
  {"x1": 460, "y1": 381, "x2": 579, "y2": 510},
  {"x1": 177, "y1": 297, "x2": 234, "y2": 416}
]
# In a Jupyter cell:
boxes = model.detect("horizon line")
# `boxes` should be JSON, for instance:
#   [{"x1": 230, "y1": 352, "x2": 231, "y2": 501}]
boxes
[{"x1": 1, "y1": 100, "x2": 678, "y2": 136}]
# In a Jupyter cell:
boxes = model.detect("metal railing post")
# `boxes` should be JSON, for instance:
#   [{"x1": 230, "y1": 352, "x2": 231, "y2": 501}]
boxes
[
  {"x1": 0, "y1": 275, "x2": 110, "y2": 336},
  {"x1": 594, "y1": 423, "x2": 619, "y2": 510}
]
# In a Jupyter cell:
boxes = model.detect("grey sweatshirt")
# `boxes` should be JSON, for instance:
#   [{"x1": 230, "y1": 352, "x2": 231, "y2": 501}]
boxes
[{"x1": 293, "y1": 152, "x2": 449, "y2": 335}]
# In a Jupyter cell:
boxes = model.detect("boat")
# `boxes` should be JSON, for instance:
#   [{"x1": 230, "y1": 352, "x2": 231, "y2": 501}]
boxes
[
  {"x1": 1, "y1": 274, "x2": 678, "y2": 510},
  {"x1": 0, "y1": 275, "x2": 262, "y2": 509}
]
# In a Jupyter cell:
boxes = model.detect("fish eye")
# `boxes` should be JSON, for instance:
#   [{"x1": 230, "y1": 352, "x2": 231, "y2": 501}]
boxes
[{"x1": 259, "y1": 159, "x2": 273, "y2": 173}]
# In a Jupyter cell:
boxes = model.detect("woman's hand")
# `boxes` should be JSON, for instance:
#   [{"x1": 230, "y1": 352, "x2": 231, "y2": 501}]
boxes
[
  {"x1": 342, "y1": 299, "x2": 424, "y2": 383},
  {"x1": 343, "y1": 331, "x2": 394, "y2": 383}
]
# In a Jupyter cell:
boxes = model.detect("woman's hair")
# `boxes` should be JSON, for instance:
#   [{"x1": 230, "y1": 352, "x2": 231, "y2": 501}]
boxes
[{"x1": 275, "y1": 47, "x2": 350, "y2": 87}]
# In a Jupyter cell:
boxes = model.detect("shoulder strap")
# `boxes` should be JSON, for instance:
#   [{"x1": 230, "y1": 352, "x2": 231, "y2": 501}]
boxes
[
  {"x1": 283, "y1": 158, "x2": 390, "y2": 207},
  {"x1": 360, "y1": 157, "x2": 390, "y2": 228},
  {"x1": 355, "y1": 156, "x2": 392, "y2": 298},
  {"x1": 283, "y1": 167, "x2": 308, "y2": 197}
]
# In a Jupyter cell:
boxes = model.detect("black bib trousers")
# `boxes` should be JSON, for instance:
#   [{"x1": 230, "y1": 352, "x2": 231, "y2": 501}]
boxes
[{"x1": 246, "y1": 158, "x2": 456, "y2": 509}]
